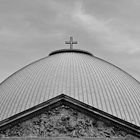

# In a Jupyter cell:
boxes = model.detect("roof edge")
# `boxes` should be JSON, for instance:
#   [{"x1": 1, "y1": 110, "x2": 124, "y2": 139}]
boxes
[
  {"x1": 49, "y1": 49, "x2": 93, "y2": 56},
  {"x1": 0, "y1": 94, "x2": 139, "y2": 137}
]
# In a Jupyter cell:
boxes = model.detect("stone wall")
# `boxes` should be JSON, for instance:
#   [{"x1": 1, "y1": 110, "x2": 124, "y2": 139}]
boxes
[{"x1": 0, "y1": 106, "x2": 139, "y2": 140}]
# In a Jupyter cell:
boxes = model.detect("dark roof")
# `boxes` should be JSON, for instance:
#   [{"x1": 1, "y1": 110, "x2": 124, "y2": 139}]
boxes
[{"x1": 49, "y1": 49, "x2": 93, "y2": 56}]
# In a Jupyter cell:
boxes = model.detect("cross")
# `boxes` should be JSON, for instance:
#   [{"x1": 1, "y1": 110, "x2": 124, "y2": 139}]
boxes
[{"x1": 65, "y1": 36, "x2": 77, "y2": 49}]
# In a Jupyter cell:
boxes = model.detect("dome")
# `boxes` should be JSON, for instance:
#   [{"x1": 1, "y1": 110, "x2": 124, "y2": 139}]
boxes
[{"x1": 0, "y1": 49, "x2": 140, "y2": 127}]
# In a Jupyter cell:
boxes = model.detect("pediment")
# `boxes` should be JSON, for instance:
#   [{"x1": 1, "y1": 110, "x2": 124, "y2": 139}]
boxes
[{"x1": 0, "y1": 94, "x2": 139, "y2": 139}]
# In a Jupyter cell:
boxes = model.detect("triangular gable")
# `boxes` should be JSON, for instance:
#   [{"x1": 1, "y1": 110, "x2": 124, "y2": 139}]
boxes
[{"x1": 0, "y1": 94, "x2": 140, "y2": 139}]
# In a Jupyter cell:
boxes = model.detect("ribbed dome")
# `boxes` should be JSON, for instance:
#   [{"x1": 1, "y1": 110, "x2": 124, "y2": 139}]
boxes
[{"x1": 0, "y1": 49, "x2": 140, "y2": 127}]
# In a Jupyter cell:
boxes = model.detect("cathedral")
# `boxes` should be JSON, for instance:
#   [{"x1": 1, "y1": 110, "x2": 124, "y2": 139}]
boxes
[{"x1": 0, "y1": 37, "x2": 140, "y2": 140}]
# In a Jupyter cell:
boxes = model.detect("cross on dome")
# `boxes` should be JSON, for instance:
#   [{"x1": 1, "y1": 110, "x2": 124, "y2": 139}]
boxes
[{"x1": 65, "y1": 36, "x2": 77, "y2": 49}]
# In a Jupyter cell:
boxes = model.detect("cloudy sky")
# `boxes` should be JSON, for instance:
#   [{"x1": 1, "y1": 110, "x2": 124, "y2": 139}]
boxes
[{"x1": 0, "y1": 0, "x2": 140, "y2": 82}]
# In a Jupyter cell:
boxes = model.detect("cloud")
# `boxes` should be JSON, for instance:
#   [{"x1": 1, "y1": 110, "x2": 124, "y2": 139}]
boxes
[
  {"x1": 71, "y1": 1, "x2": 140, "y2": 54},
  {"x1": 0, "y1": 0, "x2": 140, "y2": 54}
]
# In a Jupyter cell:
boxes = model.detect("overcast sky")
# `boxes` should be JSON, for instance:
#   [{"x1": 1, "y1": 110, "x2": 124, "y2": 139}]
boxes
[{"x1": 0, "y1": 0, "x2": 140, "y2": 83}]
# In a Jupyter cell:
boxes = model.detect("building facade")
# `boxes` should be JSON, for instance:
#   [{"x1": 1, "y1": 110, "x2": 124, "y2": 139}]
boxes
[{"x1": 0, "y1": 49, "x2": 140, "y2": 139}]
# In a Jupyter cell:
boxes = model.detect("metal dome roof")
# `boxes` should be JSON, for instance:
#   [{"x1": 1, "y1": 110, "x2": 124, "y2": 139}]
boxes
[{"x1": 0, "y1": 49, "x2": 140, "y2": 127}]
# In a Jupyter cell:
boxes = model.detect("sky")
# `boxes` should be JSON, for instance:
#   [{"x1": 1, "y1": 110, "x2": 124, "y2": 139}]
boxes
[{"x1": 0, "y1": 0, "x2": 140, "y2": 82}]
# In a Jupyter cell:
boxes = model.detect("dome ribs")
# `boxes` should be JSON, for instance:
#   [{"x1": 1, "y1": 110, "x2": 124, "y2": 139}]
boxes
[{"x1": 0, "y1": 50, "x2": 140, "y2": 128}]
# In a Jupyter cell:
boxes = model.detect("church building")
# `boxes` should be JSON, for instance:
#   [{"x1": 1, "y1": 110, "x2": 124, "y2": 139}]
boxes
[{"x1": 0, "y1": 37, "x2": 140, "y2": 140}]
